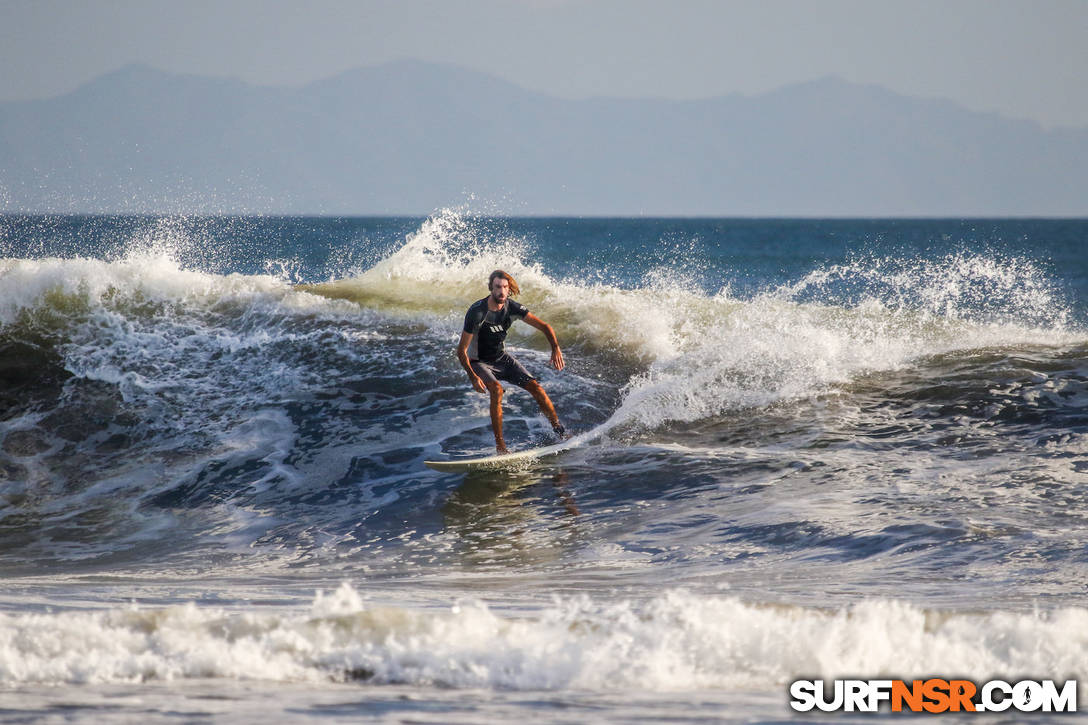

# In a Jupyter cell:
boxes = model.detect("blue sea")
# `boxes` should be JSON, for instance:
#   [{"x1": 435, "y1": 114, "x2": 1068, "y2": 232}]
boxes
[{"x1": 0, "y1": 211, "x2": 1085, "y2": 723}]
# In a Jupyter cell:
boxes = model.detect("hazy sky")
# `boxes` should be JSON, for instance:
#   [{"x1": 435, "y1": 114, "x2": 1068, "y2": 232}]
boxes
[{"x1": 3, "y1": 0, "x2": 1087, "y2": 128}]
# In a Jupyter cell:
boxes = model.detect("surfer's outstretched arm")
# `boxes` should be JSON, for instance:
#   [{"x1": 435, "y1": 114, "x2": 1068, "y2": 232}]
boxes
[
  {"x1": 456, "y1": 332, "x2": 486, "y2": 393},
  {"x1": 520, "y1": 313, "x2": 567, "y2": 437},
  {"x1": 523, "y1": 313, "x2": 564, "y2": 371}
]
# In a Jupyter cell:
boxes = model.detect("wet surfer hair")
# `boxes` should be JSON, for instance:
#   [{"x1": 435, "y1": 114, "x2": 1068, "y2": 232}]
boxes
[{"x1": 488, "y1": 269, "x2": 520, "y2": 296}]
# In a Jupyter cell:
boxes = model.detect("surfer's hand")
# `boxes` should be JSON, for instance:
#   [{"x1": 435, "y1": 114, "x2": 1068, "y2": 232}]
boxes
[
  {"x1": 550, "y1": 346, "x2": 565, "y2": 371},
  {"x1": 470, "y1": 375, "x2": 487, "y2": 393}
]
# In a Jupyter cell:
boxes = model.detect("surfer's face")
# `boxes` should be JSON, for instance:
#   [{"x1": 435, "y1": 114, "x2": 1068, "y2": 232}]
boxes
[{"x1": 489, "y1": 278, "x2": 509, "y2": 304}]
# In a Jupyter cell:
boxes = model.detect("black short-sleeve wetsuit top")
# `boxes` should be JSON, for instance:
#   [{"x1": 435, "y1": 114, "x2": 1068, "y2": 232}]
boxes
[{"x1": 463, "y1": 297, "x2": 529, "y2": 362}]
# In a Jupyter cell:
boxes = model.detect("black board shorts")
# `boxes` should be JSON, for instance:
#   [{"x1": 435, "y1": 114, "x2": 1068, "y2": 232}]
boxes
[{"x1": 470, "y1": 353, "x2": 536, "y2": 388}]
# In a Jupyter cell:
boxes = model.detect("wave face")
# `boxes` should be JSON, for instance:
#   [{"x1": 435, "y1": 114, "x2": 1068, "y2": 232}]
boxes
[{"x1": 0, "y1": 213, "x2": 1086, "y2": 720}]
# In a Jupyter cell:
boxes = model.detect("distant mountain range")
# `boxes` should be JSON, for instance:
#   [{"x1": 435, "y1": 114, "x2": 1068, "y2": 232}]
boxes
[{"x1": 1, "y1": 61, "x2": 1086, "y2": 216}]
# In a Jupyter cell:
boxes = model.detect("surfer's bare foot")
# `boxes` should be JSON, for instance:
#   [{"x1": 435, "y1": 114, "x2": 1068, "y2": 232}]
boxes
[
  {"x1": 496, "y1": 442, "x2": 509, "y2": 454},
  {"x1": 553, "y1": 423, "x2": 570, "y2": 440}
]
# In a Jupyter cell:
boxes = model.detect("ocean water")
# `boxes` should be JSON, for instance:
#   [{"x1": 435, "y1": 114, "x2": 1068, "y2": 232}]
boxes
[{"x1": 0, "y1": 211, "x2": 1085, "y2": 723}]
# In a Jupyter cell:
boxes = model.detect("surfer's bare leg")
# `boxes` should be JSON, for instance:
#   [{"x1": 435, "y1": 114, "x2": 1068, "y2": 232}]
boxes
[
  {"x1": 487, "y1": 381, "x2": 508, "y2": 453},
  {"x1": 523, "y1": 380, "x2": 564, "y2": 435}
]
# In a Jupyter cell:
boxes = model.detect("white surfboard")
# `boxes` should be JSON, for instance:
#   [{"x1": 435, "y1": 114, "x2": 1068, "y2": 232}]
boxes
[{"x1": 424, "y1": 431, "x2": 591, "y2": 472}]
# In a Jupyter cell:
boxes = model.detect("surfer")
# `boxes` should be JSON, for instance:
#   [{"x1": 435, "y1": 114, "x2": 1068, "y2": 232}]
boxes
[{"x1": 457, "y1": 270, "x2": 566, "y2": 454}]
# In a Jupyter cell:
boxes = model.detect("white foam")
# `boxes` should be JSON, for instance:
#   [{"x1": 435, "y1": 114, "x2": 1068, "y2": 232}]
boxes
[
  {"x1": 0, "y1": 213, "x2": 372, "y2": 326},
  {"x1": 0, "y1": 251, "x2": 347, "y2": 327},
  {"x1": 1, "y1": 585, "x2": 1084, "y2": 691}
]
